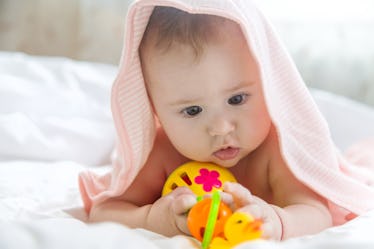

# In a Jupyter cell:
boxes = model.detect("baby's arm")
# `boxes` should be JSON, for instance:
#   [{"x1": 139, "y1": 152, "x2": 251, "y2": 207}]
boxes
[
  {"x1": 224, "y1": 150, "x2": 332, "y2": 240},
  {"x1": 87, "y1": 129, "x2": 196, "y2": 236},
  {"x1": 266, "y1": 156, "x2": 333, "y2": 239},
  {"x1": 224, "y1": 178, "x2": 331, "y2": 240},
  {"x1": 89, "y1": 186, "x2": 196, "y2": 236}
]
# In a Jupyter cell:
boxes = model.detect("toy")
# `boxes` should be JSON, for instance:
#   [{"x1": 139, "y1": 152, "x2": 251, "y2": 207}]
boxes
[
  {"x1": 209, "y1": 212, "x2": 262, "y2": 249},
  {"x1": 162, "y1": 161, "x2": 262, "y2": 249},
  {"x1": 187, "y1": 191, "x2": 232, "y2": 246},
  {"x1": 162, "y1": 161, "x2": 237, "y2": 197},
  {"x1": 187, "y1": 191, "x2": 262, "y2": 249}
]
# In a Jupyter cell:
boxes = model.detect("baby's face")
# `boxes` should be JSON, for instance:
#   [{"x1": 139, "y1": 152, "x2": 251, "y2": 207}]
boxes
[{"x1": 141, "y1": 23, "x2": 271, "y2": 168}]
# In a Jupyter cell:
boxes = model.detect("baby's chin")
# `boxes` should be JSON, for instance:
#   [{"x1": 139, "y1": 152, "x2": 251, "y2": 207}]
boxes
[
  {"x1": 213, "y1": 159, "x2": 240, "y2": 168},
  {"x1": 182, "y1": 152, "x2": 244, "y2": 168},
  {"x1": 201, "y1": 156, "x2": 242, "y2": 168}
]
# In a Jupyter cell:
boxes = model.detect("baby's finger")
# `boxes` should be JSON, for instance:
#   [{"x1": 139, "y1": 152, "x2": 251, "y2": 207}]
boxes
[
  {"x1": 217, "y1": 191, "x2": 234, "y2": 206},
  {"x1": 260, "y1": 222, "x2": 274, "y2": 239},
  {"x1": 203, "y1": 192, "x2": 234, "y2": 206},
  {"x1": 236, "y1": 204, "x2": 263, "y2": 218},
  {"x1": 166, "y1": 186, "x2": 194, "y2": 198},
  {"x1": 175, "y1": 213, "x2": 190, "y2": 235},
  {"x1": 172, "y1": 194, "x2": 197, "y2": 214},
  {"x1": 223, "y1": 182, "x2": 254, "y2": 207}
]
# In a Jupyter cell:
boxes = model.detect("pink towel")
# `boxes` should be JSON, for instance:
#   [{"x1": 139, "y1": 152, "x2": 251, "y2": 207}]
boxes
[{"x1": 78, "y1": 0, "x2": 374, "y2": 222}]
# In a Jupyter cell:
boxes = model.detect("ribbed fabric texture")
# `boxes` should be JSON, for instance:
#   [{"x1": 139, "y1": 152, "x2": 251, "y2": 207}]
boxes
[{"x1": 78, "y1": 0, "x2": 374, "y2": 220}]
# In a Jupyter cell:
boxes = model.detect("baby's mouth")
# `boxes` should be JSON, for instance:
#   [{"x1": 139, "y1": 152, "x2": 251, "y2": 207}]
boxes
[{"x1": 213, "y1": 147, "x2": 240, "y2": 161}]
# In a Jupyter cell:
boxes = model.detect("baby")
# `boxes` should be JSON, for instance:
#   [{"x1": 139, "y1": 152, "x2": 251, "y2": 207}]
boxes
[{"x1": 86, "y1": 6, "x2": 332, "y2": 240}]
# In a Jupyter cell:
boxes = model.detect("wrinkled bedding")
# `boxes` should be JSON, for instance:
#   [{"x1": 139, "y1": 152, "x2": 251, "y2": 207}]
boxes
[{"x1": 1, "y1": 51, "x2": 374, "y2": 249}]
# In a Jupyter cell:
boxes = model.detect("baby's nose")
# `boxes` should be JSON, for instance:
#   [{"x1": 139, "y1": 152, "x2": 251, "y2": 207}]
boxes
[{"x1": 207, "y1": 116, "x2": 235, "y2": 137}]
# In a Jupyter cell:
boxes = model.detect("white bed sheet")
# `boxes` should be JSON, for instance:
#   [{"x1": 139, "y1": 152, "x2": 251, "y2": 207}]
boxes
[
  {"x1": 1, "y1": 51, "x2": 374, "y2": 249},
  {"x1": 1, "y1": 160, "x2": 374, "y2": 249},
  {"x1": 0, "y1": 51, "x2": 116, "y2": 165}
]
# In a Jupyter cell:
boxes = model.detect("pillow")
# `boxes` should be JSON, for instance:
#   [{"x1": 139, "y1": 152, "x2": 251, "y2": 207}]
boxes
[
  {"x1": 0, "y1": 51, "x2": 117, "y2": 165},
  {"x1": 311, "y1": 88, "x2": 374, "y2": 151}
]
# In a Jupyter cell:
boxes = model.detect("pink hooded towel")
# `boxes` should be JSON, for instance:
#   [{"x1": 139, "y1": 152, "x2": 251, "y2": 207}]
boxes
[{"x1": 79, "y1": 0, "x2": 374, "y2": 223}]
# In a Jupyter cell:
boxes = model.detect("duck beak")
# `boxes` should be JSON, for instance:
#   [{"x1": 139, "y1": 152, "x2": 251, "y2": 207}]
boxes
[{"x1": 244, "y1": 219, "x2": 262, "y2": 233}]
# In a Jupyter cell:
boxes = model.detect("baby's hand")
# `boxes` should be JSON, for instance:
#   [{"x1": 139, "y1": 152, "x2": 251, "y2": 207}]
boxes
[
  {"x1": 146, "y1": 187, "x2": 197, "y2": 236},
  {"x1": 223, "y1": 182, "x2": 283, "y2": 240}
]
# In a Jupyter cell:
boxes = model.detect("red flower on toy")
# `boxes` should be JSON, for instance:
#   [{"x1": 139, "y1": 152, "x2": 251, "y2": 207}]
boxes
[{"x1": 194, "y1": 168, "x2": 222, "y2": 192}]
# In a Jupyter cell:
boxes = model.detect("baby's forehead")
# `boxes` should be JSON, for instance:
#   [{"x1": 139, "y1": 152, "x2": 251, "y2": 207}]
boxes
[
  {"x1": 142, "y1": 25, "x2": 249, "y2": 70},
  {"x1": 139, "y1": 7, "x2": 246, "y2": 59}
]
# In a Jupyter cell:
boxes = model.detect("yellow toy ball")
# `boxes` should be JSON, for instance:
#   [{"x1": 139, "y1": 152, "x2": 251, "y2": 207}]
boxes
[{"x1": 162, "y1": 161, "x2": 237, "y2": 197}]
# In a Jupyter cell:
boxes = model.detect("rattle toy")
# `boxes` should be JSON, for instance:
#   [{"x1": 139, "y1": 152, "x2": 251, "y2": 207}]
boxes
[
  {"x1": 162, "y1": 161, "x2": 262, "y2": 249},
  {"x1": 162, "y1": 161, "x2": 237, "y2": 197},
  {"x1": 187, "y1": 191, "x2": 262, "y2": 249},
  {"x1": 187, "y1": 191, "x2": 232, "y2": 248},
  {"x1": 209, "y1": 211, "x2": 263, "y2": 249}
]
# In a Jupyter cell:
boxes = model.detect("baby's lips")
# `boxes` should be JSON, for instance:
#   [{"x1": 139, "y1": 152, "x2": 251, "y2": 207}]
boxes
[{"x1": 213, "y1": 147, "x2": 240, "y2": 160}]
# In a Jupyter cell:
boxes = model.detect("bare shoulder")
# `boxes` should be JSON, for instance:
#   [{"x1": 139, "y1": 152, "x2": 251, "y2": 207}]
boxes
[
  {"x1": 267, "y1": 127, "x2": 328, "y2": 207},
  {"x1": 232, "y1": 128, "x2": 274, "y2": 201},
  {"x1": 116, "y1": 127, "x2": 186, "y2": 205}
]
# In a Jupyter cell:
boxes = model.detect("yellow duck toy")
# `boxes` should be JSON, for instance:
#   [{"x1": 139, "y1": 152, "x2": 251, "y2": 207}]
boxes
[{"x1": 209, "y1": 212, "x2": 262, "y2": 249}]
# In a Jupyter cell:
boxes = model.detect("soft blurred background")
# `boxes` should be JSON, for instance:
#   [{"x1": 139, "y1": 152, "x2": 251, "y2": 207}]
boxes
[{"x1": 0, "y1": 0, "x2": 373, "y2": 106}]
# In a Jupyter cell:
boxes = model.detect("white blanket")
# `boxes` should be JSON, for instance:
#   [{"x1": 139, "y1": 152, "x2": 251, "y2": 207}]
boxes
[{"x1": 1, "y1": 51, "x2": 374, "y2": 249}]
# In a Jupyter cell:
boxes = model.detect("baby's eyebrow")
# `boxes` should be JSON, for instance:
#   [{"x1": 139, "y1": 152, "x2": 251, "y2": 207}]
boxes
[
  {"x1": 224, "y1": 81, "x2": 255, "y2": 93},
  {"x1": 167, "y1": 81, "x2": 255, "y2": 106},
  {"x1": 168, "y1": 96, "x2": 202, "y2": 106}
]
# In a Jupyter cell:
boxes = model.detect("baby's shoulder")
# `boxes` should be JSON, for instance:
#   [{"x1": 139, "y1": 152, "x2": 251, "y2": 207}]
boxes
[
  {"x1": 150, "y1": 128, "x2": 187, "y2": 173},
  {"x1": 260, "y1": 126, "x2": 284, "y2": 165}
]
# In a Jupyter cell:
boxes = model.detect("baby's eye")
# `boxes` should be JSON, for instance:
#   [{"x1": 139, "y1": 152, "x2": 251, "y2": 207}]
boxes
[
  {"x1": 228, "y1": 93, "x2": 249, "y2": 105},
  {"x1": 182, "y1": 106, "x2": 203, "y2": 117}
]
